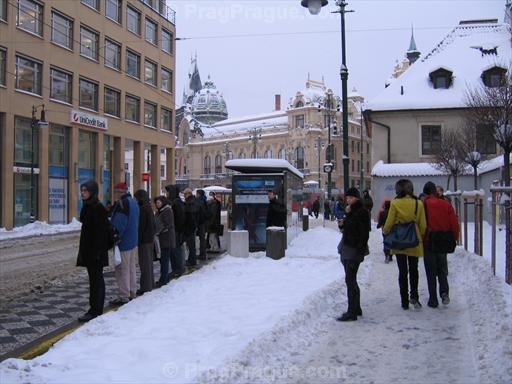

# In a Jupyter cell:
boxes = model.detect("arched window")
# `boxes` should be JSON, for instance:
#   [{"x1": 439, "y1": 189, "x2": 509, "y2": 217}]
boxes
[
  {"x1": 183, "y1": 128, "x2": 189, "y2": 145},
  {"x1": 215, "y1": 154, "x2": 222, "y2": 174},
  {"x1": 264, "y1": 149, "x2": 272, "y2": 158},
  {"x1": 203, "y1": 155, "x2": 211, "y2": 175},
  {"x1": 239, "y1": 151, "x2": 246, "y2": 159},
  {"x1": 295, "y1": 100, "x2": 304, "y2": 108},
  {"x1": 279, "y1": 147, "x2": 286, "y2": 160},
  {"x1": 296, "y1": 146, "x2": 305, "y2": 170}
]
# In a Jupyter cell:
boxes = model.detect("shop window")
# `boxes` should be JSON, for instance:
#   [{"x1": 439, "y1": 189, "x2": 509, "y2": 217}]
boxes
[
  {"x1": 49, "y1": 125, "x2": 68, "y2": 166},
  {"x1": 78, "y1": 130, "x2": 96, "y2": 169}
]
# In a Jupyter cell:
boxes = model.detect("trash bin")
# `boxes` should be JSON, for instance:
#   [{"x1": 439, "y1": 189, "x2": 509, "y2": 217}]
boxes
[
  {"x1": 302, "y1": 214, "x2": 309, "y2": 231},
  {"x1": 266, "y1": 227, "x2": 286, "y2": 260}
]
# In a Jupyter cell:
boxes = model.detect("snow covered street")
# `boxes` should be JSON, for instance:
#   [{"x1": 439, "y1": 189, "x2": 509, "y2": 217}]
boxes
[{"x1": 0, "y1": 222, "x2": 511, "y2": 384}]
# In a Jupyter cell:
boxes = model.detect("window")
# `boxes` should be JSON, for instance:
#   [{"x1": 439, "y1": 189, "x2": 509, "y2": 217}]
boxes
[
  {"x1": 357, "y1": 160, "x2": 360, "y2": 172},
  {"x1": 144, "y1": 101, "x2": 157, "y2": 127},
  {"x1": 482, "y1": 67, "x2": 507, "y2": 88},
  {"x1": 0, "y1": 48, "x2": 6, "y2": 86},
  {"x1": 15, "y1": 117, "x2": 37, "y2": 165},
  {"x1": 160, "y1": 108, "x2": 172, "y2": 131},
  {"x1": 295, "y1": 115, "x2": 305, "y2": 129},
  {"x1": 351, "y1": 141, "x2": 355, "y2": 153},
  {"x1": 126, "y1": 95, "x2": 140, "y2": 122},
  {"x1": 476, "y1": 124, "x2": 496, "y2": 155},
  {"x1": 144, "y1": 60, "x2": 157, "y2": 86},
  {"x1": 15, "y1": 55, "x2": 42, "y2": 95},
  {"x1": 215, "y1": 154, "x2": 222, "y2": 174},
  {"x1": 126, "y1": 6, "x2": 140, "y2": 35},
  {"x1": 239, "y1": 152, "x2": 246, "y2": 159},
  {"x1": 1, "y1": 0, "x2": 7, "y2": 21},
  {"x1": 49, "y1": 125, "x2": 69, "y2": 167},
  {"x1": 296, "y1": 147, "x2": 305, "y2": 169},
  {"x1": 357, "y1": 142, "x2": 360, "y2": 153},
  {"x1": 145, "y1": 18, "x2": 157, "y2": 45},
  {"x1": 80, "y1": 26, "x2": 99, "y2": 61},
  {"x1": 51, "y1": 11, "x2": 73, "y2": 49},
  {"x1": 161, "y1": 67, "x2": 172, "y2": 93},
  {"x1": 367, "y1": 161, "x2": 370, "y2": 173},
  {"x1": 160, "y1": 164, "x2": 165, "y2": 178},
  {"x1": 429, "y1": 68, "x2": 453, "y2": 89},
  {"x1": 79, "y1": 78, "x2": 98, "y2": 111},
  {"x1": 17, "y1": 0, "x2": 43, "y2": 36},
  {"x1": 351, "y1": 159, "x2": 355, "y2": 172},
  {"x1": 105, "y1": 0, "x2": 121, "y2": 23},
  {"x1": 203, "y1": 156, "x2": 211, "y2": 175},
  {"x1": 104, "y1": 38, "x2": 121, "y2": 70},
  {"x1": 104, "y1": 87, "x2": 120, "y2": 117},
  {"x1": 81, "y1": 0, "x2": 99, "y2": 11},
  {"x1": 279, "y1": 148, "x2": 286, "y2": 160},
  {"x1": 126, "y1": 49, "x2": 140, "y2": 79},
  {"x1": 50, "y1": 68, "x2": 72, "y2": 104},
  {"x1": 367, "y1": 143, "x2": 370, "y2": 154},
  {"x1": 78, "y1": 130, "x2": 96, "y2": 169},
  {"x1": 264, "y1": 149, "x2": 272, "y2": 159},
  {"x1": 421, "y1": 125, "x2": 441, "y2": 155},
  {"x1": 161, "y1": 28, "x2": 173, "y2": 53}
]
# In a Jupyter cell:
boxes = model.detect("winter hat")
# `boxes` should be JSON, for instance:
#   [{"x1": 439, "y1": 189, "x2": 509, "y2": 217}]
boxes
[
  {"x1": 80, "y1": 180, "x2": 99, "y2": 199},
  {"x1": 345, "y1": 187, "x2": 361, "y2": 199},
  {"x1": 114, "y1": 182, "x2": 128, "y2": 193}
]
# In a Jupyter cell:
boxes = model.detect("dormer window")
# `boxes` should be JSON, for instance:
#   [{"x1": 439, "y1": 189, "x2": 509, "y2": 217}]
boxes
[
  {"x1": 482, "y1": 66, "x2": 507, "y2": 88},
  {"x1": 295, "y1": 101, "x2": 304, "y2": 108},
  {"x1": 429, "y1": 68, "x2": 453, "y2": 89}
]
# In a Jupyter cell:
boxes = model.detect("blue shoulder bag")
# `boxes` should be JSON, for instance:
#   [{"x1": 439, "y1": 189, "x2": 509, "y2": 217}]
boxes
[{"x1": 384, "y1": 199, "x2": 419, "y2": 250}]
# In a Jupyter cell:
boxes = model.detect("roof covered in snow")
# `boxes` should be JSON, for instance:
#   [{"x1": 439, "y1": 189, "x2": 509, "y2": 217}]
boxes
[
  {"x1": 199, "y1": 111, "x2": 288, "y2": 138},
  {"x1": 366, "y1": 20, "x2": 511, "y2": 112},
  {"x1": 226, "y1": 159, "x2": 304, "y2": 179},
  {"x1": 371, "y1": 160, "x2": 448, "y2": 177}
]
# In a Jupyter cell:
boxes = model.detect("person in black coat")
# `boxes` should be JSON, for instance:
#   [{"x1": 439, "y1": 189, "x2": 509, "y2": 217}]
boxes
[
  {"x1": 77, "y1": 180, "x2": 110, "y2": 322},
  {"x1": 154, "y1": 196, "x2": 176, "y2": 285},
  {"x1": 195, "y1": 189, "x2": 209, "y2": 260},
  {"x1": 134, "y1": 189, "x2": 156, "y2": 294},
  {"x1": 165, "y1": 184, "x2": 185, "y2": 275},
  {"x1": 206, "y1": 191, "x2": 222, "y2": 252},
  {"x1": 312, "y1": 198, "x2": 320, "y2": 219},
  {"x1": 337, "y1": 187, "x2": 371, "y2": 322},
  {"x1": 266, "y1": 191, "x2": 286, "y2": 228},
  {"x1": 183, "y1": 188, "x2": 198, "y2": 266},
  {"x1": 362, "y1": 189, "x2": 374, "y2": 213}
]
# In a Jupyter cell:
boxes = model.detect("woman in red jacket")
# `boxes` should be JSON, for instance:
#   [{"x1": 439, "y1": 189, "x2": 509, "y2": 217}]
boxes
[{"x1": 422, "y1": 182, "x2": 460, "y2": 308}]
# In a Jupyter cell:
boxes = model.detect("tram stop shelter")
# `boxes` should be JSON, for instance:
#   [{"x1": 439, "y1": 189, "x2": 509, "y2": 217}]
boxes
[{"x1": 225, "y1": 159, "x2": 304, "y2": 251}]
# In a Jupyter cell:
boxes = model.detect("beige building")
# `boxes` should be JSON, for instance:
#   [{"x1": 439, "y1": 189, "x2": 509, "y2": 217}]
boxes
[
  {"x1": 0, "y1": 0, "x2": 176, "y2": 229},
  {"x1": 176, "y1": 78, "x2": 372, "y2": 193}
]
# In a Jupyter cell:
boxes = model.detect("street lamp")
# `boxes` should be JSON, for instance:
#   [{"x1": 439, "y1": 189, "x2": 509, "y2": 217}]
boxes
[
  {"x1": 314, "y1": 136, "x2": 325, "y2": 188},
  {"x1": 318, "y1": 90, "x2": 338, "y2": 199},
  {"x1": 248, "y1": 127, "x2": 262, "y2": 159},
  {"x1": 30, "y1": 105, "x2": 48, "y2": 223},
  {"x1": 465, "y1": 151, "x2": 481, "y2": 190},
  {"x1": 301, "y1": 0, "x2": 352, "y2": 192}
]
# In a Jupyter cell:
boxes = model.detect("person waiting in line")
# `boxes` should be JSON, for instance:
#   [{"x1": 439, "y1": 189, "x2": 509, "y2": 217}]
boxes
[
  {"x1": 207, "y1": 191, "x2": 222, "y2": 252},
  {"x1": 422, "y1": 182, "x2": 460, "y2": 308},
  {"x1": 266, "y1": 191, "x2": 287, "y2": 228},
  {"x1": 323, "y1": 199, "x2": 331, "y2": 221},
  {"x1": 76, "y1": 180, "x2": 110, "y2": 322},
  {"x1": 110, "y1": 182, "x2": 139, "y2": 306},
  {"x1": 154, "y1": 196, "x2": 175, "y2": 285},
  {"x1": 383, "y1": 179, "x2": 427, "y2": 310},
  {"x1": 362, "y1": 189, "x2": 374, "y2": 213},
  {"x1": 195, "y1": 189, "x2": 209, "y2": 260},
  {"x1": 165, "y1": 185, "x2": 186, "y2": 276},
  {"x1": 183, "y1": 188, "x2": 199, "y2": 267},
  {"x1": 312, "y1": 197, "x2": 320, "y2": 219},
  {"x1": 336, "y1": 188, "x2": 371, "y2": 322},
  {"x1": 133, "y1": 189, "x2": 156, "y2": 295}
]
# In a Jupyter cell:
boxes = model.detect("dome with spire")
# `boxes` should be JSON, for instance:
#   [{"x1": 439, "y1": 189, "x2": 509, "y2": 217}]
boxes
[{"x1": 190, "y1": 75, "x2": 228, "y2": 125}]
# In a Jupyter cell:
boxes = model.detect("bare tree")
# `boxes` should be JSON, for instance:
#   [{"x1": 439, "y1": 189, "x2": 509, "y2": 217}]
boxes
[
  {"x1": 457, "y1": 123, "x2": 484, "y2": 190},
  {"x1": 465, "y1": 76, "x2": 512, "y2": 187},
  {"x1": 431, "y1": 128, "x2": 467, "y2": 192}
]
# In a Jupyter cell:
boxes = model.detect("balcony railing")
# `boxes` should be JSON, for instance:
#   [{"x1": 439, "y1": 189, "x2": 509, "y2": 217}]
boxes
[{"x1": 140, "y1": 0, "x2": 176, "y2": 24}]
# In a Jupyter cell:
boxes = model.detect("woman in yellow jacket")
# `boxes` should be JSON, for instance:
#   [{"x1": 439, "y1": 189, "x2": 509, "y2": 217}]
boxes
[{"x1": 383, "y1": 179, "x2": 427, "y2": 310}]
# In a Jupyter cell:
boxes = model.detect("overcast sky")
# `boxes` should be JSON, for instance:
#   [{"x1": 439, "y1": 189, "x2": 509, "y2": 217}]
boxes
[{"x1": 172, "y1": 0, "x2": 506, "y2": 117}]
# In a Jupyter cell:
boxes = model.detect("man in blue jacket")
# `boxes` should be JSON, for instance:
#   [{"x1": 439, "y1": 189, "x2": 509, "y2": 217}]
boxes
[{"x1": 110, "y1": 182, "x2": 139, "y2": 305}]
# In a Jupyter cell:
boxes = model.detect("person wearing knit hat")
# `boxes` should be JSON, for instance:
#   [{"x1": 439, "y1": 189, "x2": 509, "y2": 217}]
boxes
[
  {"x1": 110, "y1": 182, "x2": 139, "y2": 305},
  {"x1": 336, "y1": 187, "x2": 370, "y2": 322}
]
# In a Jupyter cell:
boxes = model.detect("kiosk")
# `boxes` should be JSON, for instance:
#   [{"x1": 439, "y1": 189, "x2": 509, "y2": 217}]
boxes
[{"x1": 226, "y1": 159, "x2": 304, "y2": 251}]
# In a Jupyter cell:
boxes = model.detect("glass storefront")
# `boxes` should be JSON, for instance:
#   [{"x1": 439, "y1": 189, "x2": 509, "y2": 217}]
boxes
[
  {"x1": 103, "y1": 135, "x2": 112, "y2": 205},
  {"x1": 77, "y1": 130, "x2": 96, "y2": 213},
  {"x1": 14, "y1": 173, "x2": 37, "y2": 227},
  {"x1": 48, "y1": 125, "x2": 69, "y2": 224}
]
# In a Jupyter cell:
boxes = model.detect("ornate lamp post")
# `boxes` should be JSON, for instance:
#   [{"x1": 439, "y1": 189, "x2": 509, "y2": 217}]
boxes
[
  {"x1": 465, "y1": 151, "x2": 481, "y2": 190},
  {"x1": 248, "y1": 127, "x2": 262, "y2": 159},
  {"x1": 301, "y1": 0, "x2": 352, "y2": 192},
  {"x1": 30, "y1": 105, "x2": 48, "y2": 223}
]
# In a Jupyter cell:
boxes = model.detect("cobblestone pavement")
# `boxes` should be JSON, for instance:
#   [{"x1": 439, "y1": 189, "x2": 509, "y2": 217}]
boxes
[{"x1": 0, "y1": 244, "x2": 226, "y2": 359}]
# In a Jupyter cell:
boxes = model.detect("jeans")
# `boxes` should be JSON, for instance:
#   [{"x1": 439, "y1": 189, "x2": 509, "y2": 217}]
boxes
[
  {"x1": 86, "y1": 264, "x2": 105, "y2": 316},
  {"x1": 423, "y1": 250, "x2": 449, "y2": 304},
  {"x1": 396, "y1": 254, "x2": 419, "y2": 306},
  {"x1": 341, "y1": 259, "x2": 361, "y2": 315},
  {"x1": 159, "y1": 247, "x2": 171, "y2": 284}
]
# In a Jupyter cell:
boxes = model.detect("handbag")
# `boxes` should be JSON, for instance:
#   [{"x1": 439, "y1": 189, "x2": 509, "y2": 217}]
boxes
[
  {"x1": 428, "y1": 231, "x2": 456, "y2": 253},
  {"x1": 384, "y1": 199, "x2": 419, "y2": 250},
  {"x1": 153, "y1": 236, "x2": 161, "y2": 261}
]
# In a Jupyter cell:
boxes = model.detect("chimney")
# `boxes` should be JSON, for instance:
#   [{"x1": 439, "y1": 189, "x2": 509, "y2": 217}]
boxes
[{"x1": 275, "y1": 94, "x2": 281, "y2": 111}]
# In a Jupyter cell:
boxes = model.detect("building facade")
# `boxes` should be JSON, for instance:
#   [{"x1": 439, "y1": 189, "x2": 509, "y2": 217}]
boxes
[
  {"x1": 0, "y1": 0, "x2": 176, "y2": 229},
  {"x1": 176, "y1": 77, "x2": 372, "y2": 193}
]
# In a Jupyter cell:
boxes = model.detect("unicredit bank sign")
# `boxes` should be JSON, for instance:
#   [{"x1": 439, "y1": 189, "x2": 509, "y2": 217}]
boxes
[{"x1": 70, "y1": 110, "x2": 108, "y2": 130}]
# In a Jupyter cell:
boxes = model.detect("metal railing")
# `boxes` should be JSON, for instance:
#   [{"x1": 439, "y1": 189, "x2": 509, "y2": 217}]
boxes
[
  {"x1": 490, "y1": 187, "x2": 512, "y2": 284},
  {"x1": 140, "y1": 0, "x2": 176, "y2": 24}
]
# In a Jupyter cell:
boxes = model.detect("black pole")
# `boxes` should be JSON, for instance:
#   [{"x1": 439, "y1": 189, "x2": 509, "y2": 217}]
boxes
[
  {"x1": 30, "y1": 106, "x2": 36, "y2": 223},
  {"x1": 327, "y1": 94, "x2": 332, "y2": 199},
  {"x1": 360, "y1": 108, "x2": 364, "y2": 190},
  {"x1": 339, "y1": 1, "x2": 350, "y2": 192}
]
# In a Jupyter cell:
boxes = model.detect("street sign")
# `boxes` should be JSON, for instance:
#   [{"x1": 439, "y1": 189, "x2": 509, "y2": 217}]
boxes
[{"x1": 142, "y1": 173, "x2": 150, "y2": 182}]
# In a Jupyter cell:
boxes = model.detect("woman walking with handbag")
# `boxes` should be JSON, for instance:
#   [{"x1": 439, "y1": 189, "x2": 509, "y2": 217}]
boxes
[
  {"x1": 383, "y1": 179, "x2": 427, "y2": 310},
  {"x1": 336, "y1": 188, "x2": 371, "y2": 322}
]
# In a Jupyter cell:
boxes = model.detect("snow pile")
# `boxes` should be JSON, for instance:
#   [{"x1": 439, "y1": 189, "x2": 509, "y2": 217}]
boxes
[
  {"x1": 0, "y1": 227, "x2": 342, "y2": 384},
  {"x1": 0, "y1": 218, "x2": 81, "y2": 241}
]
